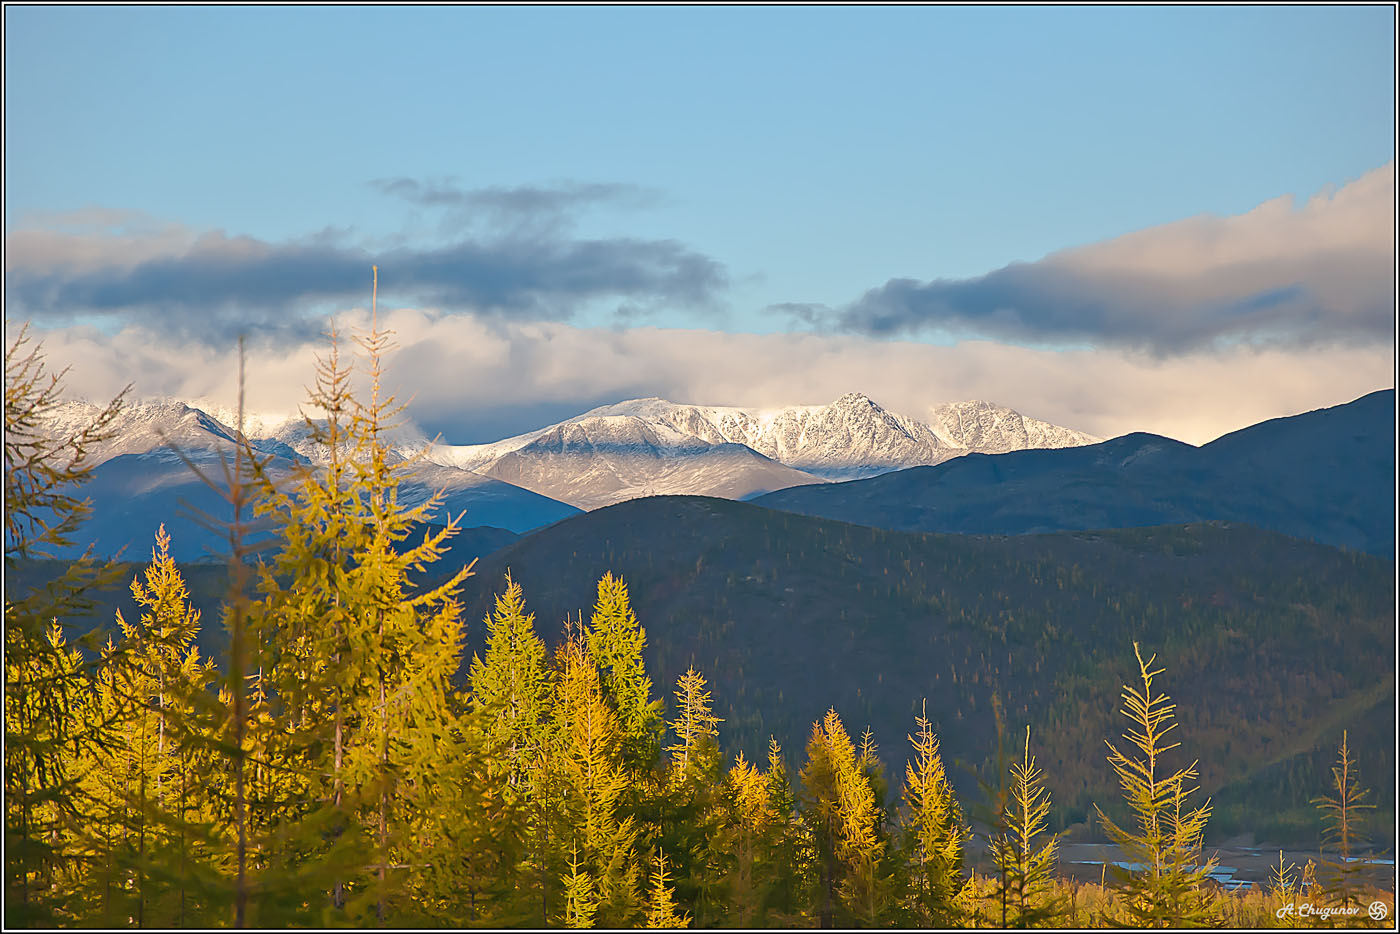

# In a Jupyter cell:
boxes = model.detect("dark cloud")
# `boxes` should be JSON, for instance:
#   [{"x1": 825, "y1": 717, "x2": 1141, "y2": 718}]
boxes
[
  {"x1": 832, "y1": 164, "x2": 1395, "y2": 355},
  {"x1": 5, "y1": 194, "x2": 725, "y2": 342},
  {"x1": 835, "y1": 255, "x2": 1391, "y2": 354}
]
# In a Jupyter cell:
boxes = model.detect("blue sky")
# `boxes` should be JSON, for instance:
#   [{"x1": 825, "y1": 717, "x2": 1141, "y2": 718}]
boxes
[{"x1": 4, "y1": 5, "x2": 1395, "y2": 442}]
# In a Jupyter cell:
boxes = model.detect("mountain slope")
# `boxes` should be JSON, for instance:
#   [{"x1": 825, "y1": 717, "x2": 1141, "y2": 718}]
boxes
[
  {"x1": 755, "y1": 389, "x2": 1396, "y2": 556},
  {"x1": 459, "y1": 495, "x2": 1395, "y2": 844},
  {"x1": 928, "y1": 399, "x2": 1100, "y2": 454},
  {"x1": 479, "y1": 415, "x2": 825, "y2": 509}
]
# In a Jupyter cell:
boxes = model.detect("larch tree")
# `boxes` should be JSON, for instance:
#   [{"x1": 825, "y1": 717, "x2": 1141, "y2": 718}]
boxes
[
  {"x1": 4, "y1": 322, "x2": 126, "y2": 927},
  {"x1": 799, "y1": 708, "x2": 900, "y2": 928},
  {"x1": 899, "y1": 704, "x2": 967, "y2": 927},
  {"x1": 235, "y1": 272, "x2": 474, "y2": 925},
  {"x1": 989, "y1": 726, "x2": 1065, "y2": 928},
  {"x1": 550, "y1": 633, "x2": 644, "y2": 927},
  {"x1": 1095, "y1": 643, "x2": 1219, "y2": 928},
  {"x1": 76, "y1": 525, "x2": 216, "y2": 928},
  {"x1": 586, "y1": 572, "x2": 663, "y2": 773},
  {"x1": 644, "y1": 850, "x2": 691, "y2": 929},
  {"x1": 468, "y1": 572, "x2": 552, "y2": 788},
  {"x1": 1313, "y1": 730, "x2": 1376, "y2": 916}
]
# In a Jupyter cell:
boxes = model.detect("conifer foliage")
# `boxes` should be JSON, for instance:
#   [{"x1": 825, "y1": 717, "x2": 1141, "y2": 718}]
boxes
[
  {"x1": 989, "y1": 727, "x2": 1065, "y2": 928},
  {"x1": 4, "y1": 324, "x2": 127, "y2": 927},
  {"x1": 1095, "y1": 643, "x2": 1219, "y2": 928},
  {"x1": 901, "y1": 705, "x2": 968, "y2": 925},
  {"x1": 1313, "y1": 730, "x2": 1376, "y2": 916}
]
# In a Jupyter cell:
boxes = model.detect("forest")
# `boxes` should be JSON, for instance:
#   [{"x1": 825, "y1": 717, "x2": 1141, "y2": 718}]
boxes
[{"x1": 5, "y1": 318, "x2": 1395, "y2": 929}]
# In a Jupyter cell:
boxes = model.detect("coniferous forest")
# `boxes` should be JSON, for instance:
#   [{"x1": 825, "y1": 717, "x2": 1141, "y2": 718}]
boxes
[{"x1": 5, "y1": 315, "x2": 1395, "y2": 930}]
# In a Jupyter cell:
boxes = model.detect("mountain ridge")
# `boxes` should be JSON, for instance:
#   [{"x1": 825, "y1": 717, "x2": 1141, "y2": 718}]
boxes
[{"x1": 755, "y1": 388, "x2": 1396, "y2": 556}]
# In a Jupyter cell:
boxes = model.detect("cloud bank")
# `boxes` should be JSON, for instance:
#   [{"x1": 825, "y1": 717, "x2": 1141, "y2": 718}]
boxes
[
  {"x1": 32, "y1": 310, "x2": 1395, "y2": 448},
  {"x1": 835, "y1": 164, "x2": 1395, "y2": 354}
]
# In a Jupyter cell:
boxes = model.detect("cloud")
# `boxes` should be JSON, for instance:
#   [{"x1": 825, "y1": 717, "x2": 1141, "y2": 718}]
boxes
[
  {"x1": 834, "y1": 163, "x2": 1396, "y2": 354},
  {"x1": 367, "y1": 178, "x2": 660, "y2": 240},
  {"x1": 763, "y1": 301, "x2": 834, "y2": 328},
  {"x1": 4, "y1": 183, "x2": 724, "y2": 342},
  {"x1": 31, "y1": 310, "x2": 1396, "y2": 448},
  {"x1": 369, "y1": 177, "x2": 655, "y2": 217}
]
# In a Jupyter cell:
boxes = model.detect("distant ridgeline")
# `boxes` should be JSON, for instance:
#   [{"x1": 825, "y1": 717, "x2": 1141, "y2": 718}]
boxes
[{"x1": 756, "y1": 389, "x2": 1397, "y2": 559}]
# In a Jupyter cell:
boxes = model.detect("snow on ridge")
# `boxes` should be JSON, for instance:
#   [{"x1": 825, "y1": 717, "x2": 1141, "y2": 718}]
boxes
[
  {"x1": 426, "y1": 392, "x2": 1099, "y2": 482},
  {"x1": 56, "y1": 390, "x2": 1101, "y2": 488}
]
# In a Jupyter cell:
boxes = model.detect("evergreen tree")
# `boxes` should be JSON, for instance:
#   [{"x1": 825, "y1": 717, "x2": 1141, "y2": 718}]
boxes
[
  {"x1": 661, "y1": 667, "x2": 724, "y2": 924},
  {"x1": 759, "y1": 739, "x2": 814, "y2": 926},
  {"x1": 705, "y1": 739, "x2": 811, "y2": 928},
  {"x1": 1095, "y1": 643, "x2": 1219, "y2": 928}
]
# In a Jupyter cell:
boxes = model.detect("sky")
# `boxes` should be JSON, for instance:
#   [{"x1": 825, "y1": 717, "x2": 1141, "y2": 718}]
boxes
[{"x1": 4, "y1": 5, "x2": 1396, "y2": 444}]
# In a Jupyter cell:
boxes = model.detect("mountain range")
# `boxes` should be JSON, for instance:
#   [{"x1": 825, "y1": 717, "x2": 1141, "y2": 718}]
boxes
[
  {"x1": 427, "y1": 392, "x2": 1101, "y2": 491},
  {"x1": 38, "y1": 392, "x2": 1101, "y2": 558},
  {"x1": 34, "y1": 400, "x2": 580, "y2": 561},
  {"x1": 757, "y1": 388, "x2": 1396, "y2": 557}
]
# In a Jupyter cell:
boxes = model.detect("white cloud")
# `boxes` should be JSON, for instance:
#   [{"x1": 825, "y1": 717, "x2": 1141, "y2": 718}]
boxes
[{"x1": 28, "y1": 311, "x2": 1395, "y2": 447}]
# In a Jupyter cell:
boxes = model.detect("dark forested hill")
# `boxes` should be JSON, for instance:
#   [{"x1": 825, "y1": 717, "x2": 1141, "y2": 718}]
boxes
[
  {"x1": 12, "y1": 492, "x2": 1392, "y2": 846},
  {"x1": 461, "y1": 495, "x2": 1395, "y2": 845},
  {"x1": 754, "y1": 389, "x2": 1396, "y2": 557},
  {"x1": 6, "y1": 522, "x2": 519, "y2": 664}
]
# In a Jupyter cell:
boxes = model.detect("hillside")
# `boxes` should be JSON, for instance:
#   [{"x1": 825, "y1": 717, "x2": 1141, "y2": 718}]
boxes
[
  {"x1": 13, "y1": 490, "x2": 1392, "y2": 846},
  {"x1": 6, "y1": 522, "x2": 519, "y2": 664},
  {"x1": 460, "y1": 495, "x2": 1395, "y2": 845},
  {"x1": 755, "y1": 389, "x2": 1396, "y2": 557}
]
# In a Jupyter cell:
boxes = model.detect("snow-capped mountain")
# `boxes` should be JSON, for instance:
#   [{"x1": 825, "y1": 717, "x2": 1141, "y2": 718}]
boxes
[
  {"x1": 479, "y1": 416, "x2": 824, "y2": 510},
  {"x1": 429, "y1": 392, "x2": 1101, "y2": 487},
  {"x1": 927, "y1": 400, "x2": 1100, "y2": 455},
  {"x1": 32, "y1": 399, "x2": 305, "y2": 467},
  {"x1": 37, "y1": 392, "x2": 1100, "y2": 540},
  {"x1": 33, "y1": 400, "x2": 580, "y2": 560}
]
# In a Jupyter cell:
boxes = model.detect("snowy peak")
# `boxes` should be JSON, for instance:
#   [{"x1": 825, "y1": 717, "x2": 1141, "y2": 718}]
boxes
[
  {"x1": 481, "y1": 416, "x2": 821, "y2": 510},
  {"x1": 522, "y1": 416, "x2": 713, "y2": 459},
  {"x1": 928, "y1": 400, "x2": 1101, "y2": 455},
  {"x1": 56, "y1": 390, "x2": 1100, "y2": 516},
  {"x1": 36, "y1": 399, "x2": 249, "y2": 466}
]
